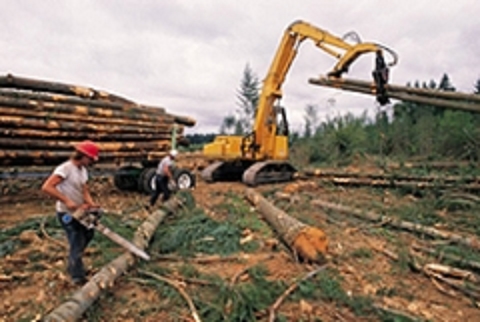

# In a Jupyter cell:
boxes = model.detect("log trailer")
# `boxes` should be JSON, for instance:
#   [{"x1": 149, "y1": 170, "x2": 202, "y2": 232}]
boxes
[
  {"x1": 0, "y1": 74, "x2": 196, "y2": 194},
  {"x1": 202, "y1": 20, "x2": 480, "y2": 186}
]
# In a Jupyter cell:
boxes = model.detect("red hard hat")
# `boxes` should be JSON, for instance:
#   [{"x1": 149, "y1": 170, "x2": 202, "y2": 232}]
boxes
[{"x1": 75, "y1": 140, "x2": 100, "y2": 161}]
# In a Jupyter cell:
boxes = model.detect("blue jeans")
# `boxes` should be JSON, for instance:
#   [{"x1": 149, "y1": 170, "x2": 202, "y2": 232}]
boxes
[
  {"x1": 57, "y1": 212, "x2": 94, "y2": 280},
  {"x1": 149, "y1": 175, "x2": 171, "y2": 206}
]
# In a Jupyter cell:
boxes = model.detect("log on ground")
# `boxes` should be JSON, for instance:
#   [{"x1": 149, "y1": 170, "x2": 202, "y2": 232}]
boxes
[
  {"x1": 312, "y1": 199, "x2": 480, "y2": 251},
  {"x1": 43, "y1": 196, "x2": 185, "y2": 321},
  {"x1": 244, "y1": 188, "x2": 328, "y2": 263}
]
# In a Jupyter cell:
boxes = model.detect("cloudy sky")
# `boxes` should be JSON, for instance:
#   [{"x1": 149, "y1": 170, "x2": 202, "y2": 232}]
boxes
[{"x1": 1, "y1": 1, "x2": 479, "y2": 134}]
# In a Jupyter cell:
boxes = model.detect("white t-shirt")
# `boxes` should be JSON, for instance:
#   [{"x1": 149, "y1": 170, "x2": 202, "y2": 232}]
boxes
[
  {"x1": 156, "y1": 156, "x2": 174, "y2": 176},
  {"x1": 53, "y1": 160, "x2": 88, "y2": 213}
]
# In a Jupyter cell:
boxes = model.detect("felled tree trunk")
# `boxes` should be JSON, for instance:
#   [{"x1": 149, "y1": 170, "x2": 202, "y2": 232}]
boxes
[
  {"x1": 313, "y1": 199, "x2": 480, "y2": 251},
  {"x1": 308, "y1": 76, "x2": 480, "y2": 113},
  {"x1": 307, "y1": 175, "x2": 480, "y2": 192},
  {"x1": 303, "y1": 168, "x2": 479, "y2": 184},
  {"x1": 245, "y1": 188, "x2": 328, "y2": 263},
  {"x1": 43, "y1": 197, "x2": 184, "y2": 322}
]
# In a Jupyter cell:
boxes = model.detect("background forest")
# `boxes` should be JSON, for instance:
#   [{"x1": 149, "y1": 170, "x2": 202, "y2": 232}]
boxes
[{"x1": 187, "y1": 65, "x2": 480, "y2": 168}]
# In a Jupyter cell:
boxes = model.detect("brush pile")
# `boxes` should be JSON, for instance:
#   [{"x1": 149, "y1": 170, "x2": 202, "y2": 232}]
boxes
[{"x1": 0, "y1": 74, "x2": 195, "y2": 166}]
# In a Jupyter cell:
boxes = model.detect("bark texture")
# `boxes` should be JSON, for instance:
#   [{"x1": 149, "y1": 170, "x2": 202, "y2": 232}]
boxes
[
  {"x1": 43, "y1": 197, "x2": 184, "y2": 321},
  {"x1": 245, "y1": 188, "x2": 328, "y2": 263}
]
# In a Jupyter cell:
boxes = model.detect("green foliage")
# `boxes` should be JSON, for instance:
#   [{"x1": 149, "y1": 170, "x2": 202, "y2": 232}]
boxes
[
  {"x1": 376, "y1": 310, "x2": 418, "y2": 322},
  {"x1": 0, "y1": 239, "x2": 18, "y2": 258},
  {"x1": 236, "y1": 63, "x2": 260, "y2": 134},
  {"x1": 89, "y1": 214, "x2": 141, "y2": 265},
  {"x1": 298, "y1": 112, "x2": 369, "y2": 165},
  {"x1": 0, "y1": 217, "x2": 43, "y2": 243},
  {"x1": 350, "y1": 247, "x2": 373, "y2": 260},
  {"x1": 292, "y1": 73, "x2": 480, "y2": 165},
  {"x1": 435, "y1": 244, "x2": 480, "y2": 267},
  {"x1": 0, "y1": 216, "x2": 59, "y2": 258},
  {"x1": 151, "y1": 207, "x2": 251, "y2": 256},
  {"x1": 303, "y1": 104, "x2": 319, "y2": 138},
  {"x1": 220, "y1": 114, "x2": 237, "y2": 135},
  {"x1": 214, "y1": 191, "x2": 272, "y2": 238},
  {"x1": 293, "y1": 268, "x2": 375, "y2": 317},
  {"x1": 391, "y1": 199, "x2": 444, "y2": 226},
  {"x1": 185, "y1": 133, "x2": 216, "y2": 146},
  {"x1": 219, "y1": 63, "x2": 260, "y2": 136},
  {"x1": 474, "y1": 78, "x2": 480, "y2": 94},
  {"x1": 196, "y1": 265, "x2": 285, "y2": 322}
]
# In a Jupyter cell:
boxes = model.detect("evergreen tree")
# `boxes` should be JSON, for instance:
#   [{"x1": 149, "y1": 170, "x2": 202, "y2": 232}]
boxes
[
  {"x1": 235, "y1": 64, "x2": 260, "y2": 133},
  {"x1": 438, "y1": 73, "x2": 455, "y2": 91},
  {"x1": 219, "y1": 115, "x2": 236, "y2": 134},
  {"x1": 303, "y1": 104, "x2": 319, "y2": 138},
  {"x1": 474, "y1": 77, "x2": 480, "y2": 94}
]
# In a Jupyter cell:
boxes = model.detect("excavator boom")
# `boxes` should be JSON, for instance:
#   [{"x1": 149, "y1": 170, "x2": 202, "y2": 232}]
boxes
[{"x1": 202, "y1": 20, "x2": 397, "y2": 185}]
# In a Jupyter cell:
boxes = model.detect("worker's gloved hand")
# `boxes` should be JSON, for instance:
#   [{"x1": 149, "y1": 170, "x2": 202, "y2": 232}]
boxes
[{"x1": 89, "y1": 208, "x2": 104, "y2": 220}]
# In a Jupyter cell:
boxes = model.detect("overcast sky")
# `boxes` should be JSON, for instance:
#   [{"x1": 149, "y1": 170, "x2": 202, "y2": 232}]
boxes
[{"x1": 1, "y1": 1, "x2": 479, "y2": 134}]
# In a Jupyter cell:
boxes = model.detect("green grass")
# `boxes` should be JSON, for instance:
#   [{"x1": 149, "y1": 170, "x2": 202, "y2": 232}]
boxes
[
  {"x1": 213, "y1": 191, "x2": 273, "y2": 238},
  {"x1": 390, "y1": 199, "x2": 444, "y2": 226}
]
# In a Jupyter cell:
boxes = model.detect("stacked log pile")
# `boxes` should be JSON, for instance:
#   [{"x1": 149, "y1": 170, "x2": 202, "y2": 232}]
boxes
[{"x1": 0, "y1": 74, "x2": 196, "y2": 166}]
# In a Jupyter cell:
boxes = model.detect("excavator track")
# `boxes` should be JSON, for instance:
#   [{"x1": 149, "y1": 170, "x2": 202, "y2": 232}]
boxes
[
  {"x1": 201, "y1": 161, "x2": 224, "y2": 182},
  {"x1": 201, "y1": 160, "x2": 253, "y2": 182},
  {"x1": 242, "y1": 161, "x2": 296, "y2": 186}
]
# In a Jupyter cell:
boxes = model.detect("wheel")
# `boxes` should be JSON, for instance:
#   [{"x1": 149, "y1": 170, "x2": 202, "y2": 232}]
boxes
[
  {"x1": 138, "y1": 168, "x2": 157, "y2": 194},
  {"x1": 113, "y1": 166, "x2": 142, "y2": 191},
  {"x1": 173, "y1": 168, "x2": 196, "y2": 190}
]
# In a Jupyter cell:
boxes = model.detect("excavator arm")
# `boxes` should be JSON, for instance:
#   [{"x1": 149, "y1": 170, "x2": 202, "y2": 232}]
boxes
[
  {"x1": 202, "y1": 20, "x2": 397, "y2": 185},
  {"x1": 252, "y1": 20, "x2": 397, "y2": 160}
]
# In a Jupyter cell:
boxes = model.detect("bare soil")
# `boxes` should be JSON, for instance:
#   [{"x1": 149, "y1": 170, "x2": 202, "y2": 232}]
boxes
[{"x1": 1, "y1": 161, "x2": 480, "y2": 322}]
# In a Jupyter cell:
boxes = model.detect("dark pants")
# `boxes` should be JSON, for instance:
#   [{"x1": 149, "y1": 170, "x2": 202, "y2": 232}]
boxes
[
  {"x1": 57, "y1": 212, "x2": 94, "y2": 281},
  {"x1": 149, "y1": 175, "x2": 171, "y2": 206}
]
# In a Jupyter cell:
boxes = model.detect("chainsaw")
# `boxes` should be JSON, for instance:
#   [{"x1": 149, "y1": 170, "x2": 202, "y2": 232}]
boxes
[{"x1": 72, "y1": 208, "x2": 151, "y2": 261}]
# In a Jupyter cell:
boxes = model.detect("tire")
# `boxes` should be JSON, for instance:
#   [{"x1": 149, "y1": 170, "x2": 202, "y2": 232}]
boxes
[
  {"x1": 113, "y1": 166, "x2": 142, "y2": 191},
  {"x1": 138, "y1": 168, "x2": 157, "y2": 194},
  {"x1": 173, "y1": 168, "x2": 196, "y2": 190}
]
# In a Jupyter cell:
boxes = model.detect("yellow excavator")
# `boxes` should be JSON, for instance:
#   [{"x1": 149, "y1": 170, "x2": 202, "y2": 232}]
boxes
[{"x1": 201, "y1": 20, "x2": 398, "y2": 185}]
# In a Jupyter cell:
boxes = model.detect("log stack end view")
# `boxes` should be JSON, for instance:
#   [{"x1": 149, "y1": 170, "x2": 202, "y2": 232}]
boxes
[{"x1": 0, "y1": 73, "x2": 196, "y2": 167}]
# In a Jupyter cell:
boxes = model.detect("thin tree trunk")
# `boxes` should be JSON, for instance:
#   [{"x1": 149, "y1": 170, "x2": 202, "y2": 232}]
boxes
[
  {"x1": 313, "y1": 199, "x2": 480, "y2": 251},
  {"x1": 310, "y1": 176, "x2": 480, "y2": 192},
  {"x1": 304, "y1": 168, "x2": 479, "y2": 184}
]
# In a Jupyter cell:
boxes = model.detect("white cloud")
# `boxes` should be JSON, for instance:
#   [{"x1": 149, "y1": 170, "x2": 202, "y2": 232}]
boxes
[{"x1": 1, "y1": 0, "x2": 479, "y2": 134}]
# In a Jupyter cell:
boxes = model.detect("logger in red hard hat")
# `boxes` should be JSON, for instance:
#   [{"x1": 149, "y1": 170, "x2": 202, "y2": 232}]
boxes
[
  {"x1": 74, "y1": 140, "x2": 100, "y2": 161},
  {"x1": 42, "y1": 140, "x2": 100, "y2": 285}
]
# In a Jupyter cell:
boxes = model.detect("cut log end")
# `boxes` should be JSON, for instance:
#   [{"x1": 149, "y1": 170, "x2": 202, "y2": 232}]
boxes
[{"x1": 292, "y1": 227, "x2": 329, "y2": 264}]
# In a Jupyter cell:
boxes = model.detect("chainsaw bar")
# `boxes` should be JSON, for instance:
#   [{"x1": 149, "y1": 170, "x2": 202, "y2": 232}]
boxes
[{"x1": 72, "y1": 209, "x2": 150, "y2": 261}]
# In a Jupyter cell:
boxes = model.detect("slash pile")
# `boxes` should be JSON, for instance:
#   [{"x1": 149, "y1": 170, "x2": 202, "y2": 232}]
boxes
[{"x1": 0, "y1": 74, "x2": 195, "y2": 166}]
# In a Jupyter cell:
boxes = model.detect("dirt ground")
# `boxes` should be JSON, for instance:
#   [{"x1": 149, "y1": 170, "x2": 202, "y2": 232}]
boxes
[{"x1": 1, "y1": 161, "x2": 480, "y2": 322}]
